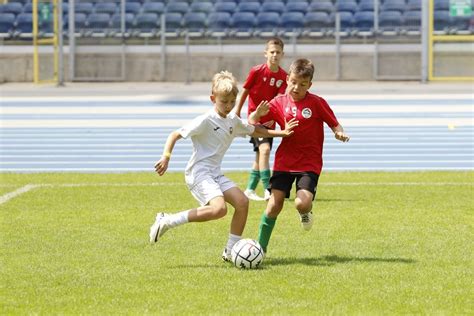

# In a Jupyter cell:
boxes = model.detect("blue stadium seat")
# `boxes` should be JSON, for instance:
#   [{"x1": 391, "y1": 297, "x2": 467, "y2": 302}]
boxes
[
  {"x1": 142, "y1": 2, "x2": 165, "y2": 15},
  {"x1": 64, "y1": 13, "x2": 87, "y2": 36},
  {"x1": 15, "y1": 13, "x2": 33, "y2": 37},
  {"x1": 451, "y1": 15, "x2": 471, "y2": 35},
  {"x1": 166, "y1": 2, "x2": 189, "y2": 15},
  {"x1": 353, "y1": 11, "x2": 374, "y2": 37},
  {"x1": 260, "y1": 2, "x2": 285, "y2": 15},
  {"x1": 207, "y1": 11, "x2": 231, "y2": 37},
  {"x1": 381, "y1": 0, "x2": 407, "y2": 13},
  {"x1": 303, "y1": 11, "x2": 331, "y2": 37},
  {"x1": 237, "y1": 2, "x2": 261, "y2": 15},
  {"x1": 214, "y1": 2, "x2": 237, "y2": 14},
  {"x1": 358, "y1": 0, "x2": 374, "y2": 12},
  {"x1": 134, "y1": 13, "x2": 159, "y2": 37},
  {"x1": 190, "y1": 2, "x2": 214, "y2": 14},
  {"x1": 1, "y1": 3, "x2": 23, "y2": 15},
  {"x1": 0, "y1": 13, "x2": 15, "y2": 38},
  {"x1": 164, "y1": 12, "x2": 183, "y2": 38},
  {"x1": 125, "y1": 3, "x2": 141, "y2": 15},
  {"x1": 111, "y1": 13, "x2": 135, "y2": 37},
  {"x1": 285, "y1": 2, "x2": 308, "y2": 14},
  {"x1": 332, "y1": 11, "x2": 354, "y2": 37},
  {"x1": 231, "y1": 12, "x2": 256, "y2": 38},
  {"x1": 406, "y1": 0, "x2": 421, "y2": 11},
  {"x1": 95, "y1": 2, "x2": 117, "y2": 15},
  {"x1": 255, "y1": 12, "x2": 280, "y2": 37},
  {"x1": 402, "y1": 10, "x2": 421, "y2": 35},
  {"x1": 434, "y1": 0, "x2": 450, "y2": 11},
  {"x1": 183, "y1": 12, "x2": 206, "y2": 37},
  {"x1": 75, "y1": 3, "x2": 94, "y2": 15},
  {"x1": 280, "y1": 11, "x2": 304, "y2": 37},
  {"x1": 85, "y1": 13, "x2": 110, "y2": 37},
  {"x1": 336, "y1": 1, "x2": 359, "y2": 14},
  {"x1": 433, "y1": 10, "x2": 451, "y2": 34},
  {"x1": 308, "y1": 1, "x2": 334, "y2": 15},
  {"x1": 378, "y1": 10, "x2": 402, "y2": 36}
]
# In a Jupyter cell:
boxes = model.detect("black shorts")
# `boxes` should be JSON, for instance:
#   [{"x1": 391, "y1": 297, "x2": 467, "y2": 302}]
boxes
[
  {"x1": 268, "y1": 171, "x2": 319, "y2": 200},
  {"x1": 249, "y1": 137, "x2": 273, "y2": 152}
]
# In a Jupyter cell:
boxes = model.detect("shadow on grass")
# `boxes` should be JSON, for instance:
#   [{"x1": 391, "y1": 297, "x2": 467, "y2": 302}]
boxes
[{"x1": 266, "y1": 255, "x2": 416, "y2": 266}]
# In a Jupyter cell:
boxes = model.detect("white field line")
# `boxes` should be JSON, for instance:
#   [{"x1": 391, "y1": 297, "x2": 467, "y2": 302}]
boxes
[
  {"x1": 0, "y1": 184, "x2": 39, "y2": 205},
  {"x1": 1, "y1": 105, "x2": 473, "y2": 114},
  {"x1": 1, "y1": 94, "x2": 473, "y2": 103}
]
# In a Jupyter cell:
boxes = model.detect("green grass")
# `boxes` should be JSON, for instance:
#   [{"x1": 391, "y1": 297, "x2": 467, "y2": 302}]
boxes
[{"x1": 1, "y1": 171, "x2": 473, "y2": 315}]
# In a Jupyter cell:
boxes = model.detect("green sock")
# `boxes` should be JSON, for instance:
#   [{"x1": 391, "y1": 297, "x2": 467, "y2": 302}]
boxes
[
  {"x1": 260, "y1": 169, "x2": 271, "y2": 190},
  {"x1": 258, "y1": 213, "x2": 276, "y2": 253},
  {"x1": 246, "y1": 169, "x2": 260, "y2": 191}
]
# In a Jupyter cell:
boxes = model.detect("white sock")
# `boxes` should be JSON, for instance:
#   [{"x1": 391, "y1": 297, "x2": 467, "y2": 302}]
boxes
[
  {"x1": 165, "y1": 210, "x2": 190, "y2": 228},
  {"x1": 225, "y1": 233, "x2": 241, "y2": 253}
]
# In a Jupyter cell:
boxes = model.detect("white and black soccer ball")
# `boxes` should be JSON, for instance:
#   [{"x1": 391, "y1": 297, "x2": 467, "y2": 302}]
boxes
[{"x1": 231, "y1": 238, "x2": 264, "y2": 269}]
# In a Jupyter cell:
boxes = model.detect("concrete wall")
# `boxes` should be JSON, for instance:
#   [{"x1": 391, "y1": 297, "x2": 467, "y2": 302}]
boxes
[{"x1": 0, "y1": 43, "x2": 472, "y2": 82}]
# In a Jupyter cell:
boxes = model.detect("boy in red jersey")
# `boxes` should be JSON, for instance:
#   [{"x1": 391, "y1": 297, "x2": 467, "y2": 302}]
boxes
[
  {"x1": 249, "y1": 58, "x2": 350, "y2": 254},
  {"x1": 235, "y1": 37, "x2": 288, "y2": 201}
]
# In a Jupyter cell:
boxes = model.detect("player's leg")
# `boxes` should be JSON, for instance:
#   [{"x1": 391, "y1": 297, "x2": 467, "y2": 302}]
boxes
[
  {"x1": 244, "y1": 138, "x2": 264, "y2": 201},
  {"x1": 295, "y1": 172, "x2": 319, "y2": 231},
  {"x1": 258, "y1": 139, "x2": 272, "y2": 200}
]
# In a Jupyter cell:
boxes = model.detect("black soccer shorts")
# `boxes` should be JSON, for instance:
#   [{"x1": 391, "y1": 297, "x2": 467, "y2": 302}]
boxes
[{"x1": 268, "y1": 171, "x2": 319, "y2": 200}]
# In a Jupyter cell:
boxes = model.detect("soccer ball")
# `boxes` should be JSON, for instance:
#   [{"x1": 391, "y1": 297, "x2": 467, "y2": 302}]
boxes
[{"x1": 231, "y1": 238, "x2": 264, "y2": 269}]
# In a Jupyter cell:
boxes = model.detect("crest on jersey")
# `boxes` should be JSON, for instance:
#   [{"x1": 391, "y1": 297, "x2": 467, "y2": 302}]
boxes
[
  {"x1": 276, "y1": 80, "x2": 284, "y2": 88},
  {"x1": 229, "y1": 127, "x2": 233, "y2": 134},
  {"x1": 302, "y1": 108, "x2": 312, "y2": 118}
]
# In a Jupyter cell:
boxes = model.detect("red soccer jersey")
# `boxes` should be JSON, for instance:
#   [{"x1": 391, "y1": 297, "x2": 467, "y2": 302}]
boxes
[
  {"x1": 261, "y1": 93, "x2": 340, "y2": 175},
  {"x1": 243, "y1": 64, "x2": 287, "y2": 116}
]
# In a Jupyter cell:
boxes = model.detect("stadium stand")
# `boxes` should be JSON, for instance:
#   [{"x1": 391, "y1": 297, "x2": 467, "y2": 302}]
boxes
[
  {"x1": 214, "y1": 2, "x2": 237, "y2": 14},
  {"x1": 111, "y1": 13, "x2": 135, "y2": 37},
  {"x1": 378, "y1": 10, "x2": 403, "y2": 36},
  {"x1": 125, "y1": 3, "x2": 141, "y2": 15},
  {"x1": 183, "y1": 11, "x2": 207, "y2": 37},
  {"x1": 135, "y1": 13, "x2": 160, "y2": 37},
  {"x1": 336, "y1": 0, "x2": 359, "y2": 14},
  {"x1": 308, "y1": 1, "x2": 335, "y2": 14},
  {"x1": 237, "y1": 2, "x2": 261, "y2": 15},
  {"x1": 231, "y1": 11, "x2": 256, "y2": 38},
  {"x1": 0, "y1": 13, "x2": 15, "y2": 38},
  {"x1": 303, "y1": 11, "x2": 331, "y2": 37},
  {"x1": 15, "y1": 13, "x2": 33, "y2": 38},
  {"x1": 166, "y1": 2, "x2": 189, "y2": 15},
  {"x1": 164, "y1": 12, "x2": 183, "y2": 38},
  {"x1": 207, "y1": 11, "x2": 231, "y2": 37},
  {"x1": 85, "y1": 13, "x2": 111, "y2": 37},
  {"x1": 354, "y1": 11, "x2": 374, "y2": 37},
  {"x1": 261, "y1": 1, "x2": 286, "y2": 15},
  {"x1": 285, "y1": 1, "x2": 309, "y2": 14},
  {"x1": 402, "y1": 10, "x2": 422, "y2": 36},
  {"x1": 280, "y1": 11, "x2": 305, "y2": 37},
  {"x1": 255, "y1": 11, "x2": 281, "y2": 37},
  {"x1": 433, "y1": 10, "x2": 451, "y2": 34},
  {"x1": 142, "y1": 2, "x2": 165, "y2": 15},
  {"x1": 190, "y1": 2, "x2": 214, "y2": 14},
  {"x1": 381, "y1": 0, "x2": 407, "y2": 13}
]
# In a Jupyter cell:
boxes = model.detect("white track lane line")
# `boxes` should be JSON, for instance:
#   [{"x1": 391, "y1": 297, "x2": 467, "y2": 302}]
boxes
[{"x1": 0, "y1": 184, "x2": 39, "y2": 205}]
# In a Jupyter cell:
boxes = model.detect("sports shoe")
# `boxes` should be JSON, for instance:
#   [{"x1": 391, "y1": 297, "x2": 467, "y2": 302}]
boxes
[
  {"x1": 299, "y1": 211, "x2": 313, "y2": 231},
  {"x1": 149, "y1": 212, "x2": 170, "y2": 243},
  {"x1": 222, "y1": 248, "x2": 232, "y2": 263},
  {"x1": 244, "y1": 189, "x2": 264, "y2": 201},
  {"x1": 263, "y1": 189, "x2": 271, "y2": 201}
]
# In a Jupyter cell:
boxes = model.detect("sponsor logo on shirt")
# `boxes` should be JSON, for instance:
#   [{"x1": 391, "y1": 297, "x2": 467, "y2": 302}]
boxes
[
  {"x1": 213, "y1": 126, "x2": 220, "y2": 131},
  {"x1": 302, "y1": 108, "x2": 312, "y2": 119}
]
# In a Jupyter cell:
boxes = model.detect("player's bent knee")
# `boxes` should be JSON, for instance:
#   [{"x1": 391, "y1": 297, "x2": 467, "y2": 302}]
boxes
[
  {"x1": 295, "y1": 198, "x2": 312, "y2": 213},
  {"x1": 211, "y1": 204, "x2": 227, "y2": 219}
]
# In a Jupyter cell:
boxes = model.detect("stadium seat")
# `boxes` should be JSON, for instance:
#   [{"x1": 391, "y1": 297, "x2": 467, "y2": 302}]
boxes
[
  {"x1": 380, "y1": 0, "x2": 407, "y2": 14},
  {"x1": 94, "y1": 2, "x2": 117, "y2": 15},
  {"x1": 402, "y1": 11, "x2": 421, "y2": 35},
  {"x1": 332, "y1": 11, "x2": 354, "y2": 37},
  {"x1": 166, "y1": 2, "x2": 189, "y2": 15},
  {"x1": 451, "y1": 15, "x2": 471, "y2": 35},
  {"x1": 142, "y1": 2, "x2": 165, "y2": 15},
  {"x1": 111, "y1": 13, "x2": 135, "y2": 37},
  {"x1": 207, "y1": 11, "x2": 231, "y2": 38},
  {"x1": 285, "y1": 2, "x2": 308, "y2": 14},
  {"x1": 378, "y1": 10, "x2": 402, "y2": 36},
  {"x1": 358, "y1": 0, "x2": 375, "y2": 12},
  {"x1": 231, "y1": 12, "x2": 256, "y2": 38},
  {"x1": 75, "y1": 2, "x2": 94, "y2": 16},
  {"x1": 255, "y1": 12, "x2": 281, "y2": 38},
  {"x1": 260, "y1": 2, "x2": 285, "y2": 15},
  {"x1": 85, "y1": 13, "x2": 110, "y2": 37},
  {"x1": 353, "y1": 11, "x2": 374, "y2": 37},
  {"x1": 1, "y1": 2, "x2": 23, "y2": 15},
  {"x1": 237, "y1": 2, "x2": 261, "y2": 15},
  {"x1": 303, "y1": 11, "x2": 331, "y2": 37},
  {"x1": 63, "y1": 13, "x2": 87, "y2": 36},
  {"x1": 406, "y1": 0, "x2": 422, "y2": 11},
  {"x1": 280, "y1": 11, "x2": 304, "y2": 38},
  {"x1": 214, "y1": 2, "x2": 237, "y2": 14},
  {"x1": 308, "y1": 1, "x2": 334, "y2": 15},
  {"x1": 434, "y1": 0, "x2": 450, "y2": 11},
  {"x1": 134, "y1": 13, "x2": 160, "y2": 37},
  {"x1": 125, "y1": 3, "x2": 141, "y2": 15},
  {"x1": 190, "y1": 2, "x2": 214, "y2": 14},
  {"x1": 0, "y1": 13, "x2": 15, "y2": 38},
  {"x1": 164, "y1": 12, "x2": 183, "y2": 38},
  {"x1": 183, "y1": 12, "x2": 207, "y2": 37},
  {"x1": 433, "y1": 10, "x2": 451, "y2": 34},
  {"x1": 335, "y1": 1, "x2": 359, "y2": 14},
  {"x1": 15, "y1": 13, "x2": 33, "y2": 37}
]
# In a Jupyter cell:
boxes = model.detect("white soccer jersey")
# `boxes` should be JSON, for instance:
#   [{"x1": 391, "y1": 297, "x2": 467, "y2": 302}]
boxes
[{"x1": 179, "y1": 108, "x2": 255, "y2": 185}]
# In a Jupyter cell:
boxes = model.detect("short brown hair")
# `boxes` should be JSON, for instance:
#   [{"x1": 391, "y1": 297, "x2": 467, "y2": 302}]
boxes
[
  {"x1": 288, "y1": 58, "x2": 314, "y2": 81},
  {"x1": 266, "y1": 37, "x2": 284, "y2": 50}
]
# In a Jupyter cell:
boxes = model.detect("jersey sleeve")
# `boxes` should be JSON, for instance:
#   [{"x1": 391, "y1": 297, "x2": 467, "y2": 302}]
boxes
[
  {"x1": 233, "y1": 116, "x2": 256, "y2": 137},
  {"x1": 242, "y1": 66, "x2": 258, "y2": 90},
  {"x1": 260, "y1": 97, "x2": 285, "y2": 129},
  {"x1": 179, "y1": 114, "x2": 207, "y2": 139},
  {"x1": 318, "y1": 97, "x2": 339, "y2": 128}
]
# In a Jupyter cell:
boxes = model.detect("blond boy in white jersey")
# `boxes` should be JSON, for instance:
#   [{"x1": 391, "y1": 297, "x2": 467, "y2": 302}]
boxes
[{"x1": 150, "y1": 70, "x2": 298, "y2": 261}]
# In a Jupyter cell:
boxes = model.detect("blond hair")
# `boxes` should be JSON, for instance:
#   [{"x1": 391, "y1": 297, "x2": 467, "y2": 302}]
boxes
[{"x1": 211, "y1": 70, "x2": 239, "y2": 97}]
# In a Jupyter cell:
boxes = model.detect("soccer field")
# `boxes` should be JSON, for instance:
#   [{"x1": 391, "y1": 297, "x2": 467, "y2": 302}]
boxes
[{"x1": 1, "y1": 171, "x2": 472, "y2": 314}]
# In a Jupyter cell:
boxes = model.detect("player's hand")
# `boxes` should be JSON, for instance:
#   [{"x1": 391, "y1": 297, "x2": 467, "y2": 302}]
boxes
[
  {"x1": 335, "y1": 131, "x2": 350, "y2": 142},
  {"x1": 255, "y1": 101, "x2": 270, "y2": 117},
  {"x1": 283, "y1": 118, "x2": 299, "y2": 136},
  {"x1": 154, "y1": 157, "x2": 169, "y2": 176}
]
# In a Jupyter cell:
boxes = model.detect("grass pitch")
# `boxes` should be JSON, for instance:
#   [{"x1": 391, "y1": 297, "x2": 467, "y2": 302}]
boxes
[{"x1": 1, "y1": 171, "x2": 472, "y2": 315}]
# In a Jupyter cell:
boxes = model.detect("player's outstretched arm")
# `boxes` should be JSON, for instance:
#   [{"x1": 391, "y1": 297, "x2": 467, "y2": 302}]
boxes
[
  {"x1": 252, "y1": 118, "x2": 298, "y2": 138},
  {"x1": 154, "y1": 130, "x2": 182, "y2": 176},
  {"x1": 235, "y1": 88, "x2": 249, "y2": 118},
  {"x1": 248, "y1": 100, "x2": 269, "y2": 124},
  {"x1": 331, "y1": 124, "x2": 350, "y2": 142}
]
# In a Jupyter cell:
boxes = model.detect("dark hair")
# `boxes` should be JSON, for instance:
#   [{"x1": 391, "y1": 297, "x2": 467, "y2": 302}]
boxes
[
  {"x1": 266, "y1": 37, "x2": 284, "y2": 50},
  {"x1": 288, "y1": 58, "x2": 314, "y2": 81}
]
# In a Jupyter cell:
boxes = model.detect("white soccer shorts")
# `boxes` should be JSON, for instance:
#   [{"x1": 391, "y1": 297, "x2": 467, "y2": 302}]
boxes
[{"x1": 187, "y1": 175, "x2": 236, "y2": 206}]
